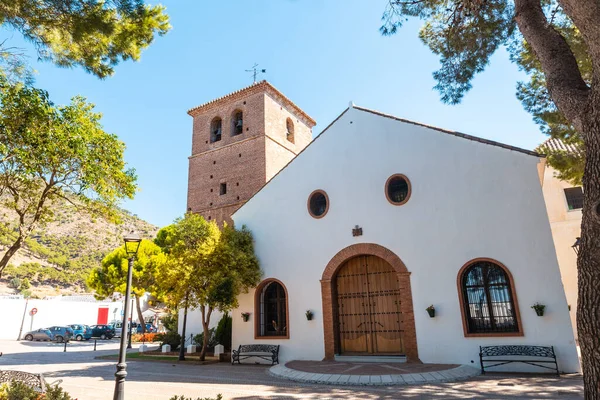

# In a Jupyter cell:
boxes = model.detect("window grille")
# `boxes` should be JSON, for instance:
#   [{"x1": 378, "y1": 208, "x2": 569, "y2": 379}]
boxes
[
  {"x1": 259, "y1": 282, "x2": 287, "y2": 337},
  {"x1": 461, "y1": 261, "x2": 519, "y2": 334},
  {"x1": 564, "y1": 187, "x2": 583, "y2": 210}
]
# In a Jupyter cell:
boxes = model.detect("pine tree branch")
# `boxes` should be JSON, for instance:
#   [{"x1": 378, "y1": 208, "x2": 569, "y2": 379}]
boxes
[
  {"x1": 514, "y1": 0, "x2": 590, "y2": 133},
  {"x1": 558, "y1": 0, "x2": 600, "y2": 80}
]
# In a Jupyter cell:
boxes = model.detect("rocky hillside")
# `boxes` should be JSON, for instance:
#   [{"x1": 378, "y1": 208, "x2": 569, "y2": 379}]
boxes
[{"x1": 0, "y1": 200, "x2": 158, "y2": 297}]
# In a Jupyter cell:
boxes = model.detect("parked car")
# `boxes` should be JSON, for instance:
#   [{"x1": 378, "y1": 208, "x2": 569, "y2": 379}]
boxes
[
  {"x1": 47, "y1": 326, "x2": 74, "y2": 343},
  {"x1": 136, "y1": 323, "x2": 157, "y2": 333},
  {"x1": 69, "y1": 324, "x2": 92, "y2": 341},
  {"x1": 89, "y1": 324, "x2": 115, "y2": 339},
  {"x1": 22, "y1": 328, "x2": 54, "y2": 341}
]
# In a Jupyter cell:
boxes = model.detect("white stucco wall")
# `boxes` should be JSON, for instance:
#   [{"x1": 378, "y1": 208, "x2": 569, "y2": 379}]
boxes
[
  {"x1": 541, "y1": 166, "x2": 581, "y2": 338},
  {"x1": 178, "y1": 308, "x2": 223, "y2": 341},
  {"x1": 231, "y1": 106, "x2": 580, "y2": 373}
]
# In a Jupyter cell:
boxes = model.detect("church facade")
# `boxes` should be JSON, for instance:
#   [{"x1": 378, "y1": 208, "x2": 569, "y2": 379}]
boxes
[{"x1": 229, "y1": 104, "x2": 580, "y2": 372}]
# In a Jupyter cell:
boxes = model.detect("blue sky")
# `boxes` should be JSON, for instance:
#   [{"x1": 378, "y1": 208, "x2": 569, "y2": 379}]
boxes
[{"x1": 7, "y1": 0, "x2": 546, "y2": 227}]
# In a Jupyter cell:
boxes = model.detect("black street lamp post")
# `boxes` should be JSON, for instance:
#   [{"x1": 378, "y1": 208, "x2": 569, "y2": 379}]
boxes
[
  {"x1": 113, "y1": 232, "x2": 141, "y2": 400},
  {"x1": 127, "y1": 298, "x2": 134, "y2": 349}
]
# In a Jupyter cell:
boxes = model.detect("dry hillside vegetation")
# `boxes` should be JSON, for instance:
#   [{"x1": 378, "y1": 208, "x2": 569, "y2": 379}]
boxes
[{"x1": 0, "y1": 200, "x2": 157, "y2": 297}]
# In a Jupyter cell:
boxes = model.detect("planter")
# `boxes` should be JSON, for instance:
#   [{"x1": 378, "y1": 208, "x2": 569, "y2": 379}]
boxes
[
  {"x1": 426, "y1": 308, "x2": 435, "y2": 318},
  {"x1": 241, "y1": 313, "x2": 250, "y2": 322},
  {"x1": 531, "y1": 303, "x2": 545, "y2": 317},
  {"x1": 534, "y1": 308, "x2": 545, "y2": 317},
  {"x1": 305, "y1": 310, "x2": 314, "y2": 321}
]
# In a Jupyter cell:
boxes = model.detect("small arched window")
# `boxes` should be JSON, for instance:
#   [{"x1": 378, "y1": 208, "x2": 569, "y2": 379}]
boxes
[
  {"x1": 232, "y1": 110, "x2": 243, "y2": 136},
  {"x1": 255, "y1": 279, "x2": 289, "y2": 338},
  {"x1": 458, "y1": 259, "x2": 522, "y2": 336},
  {"x1": 286, "y1": 118, "x2": 295, "y2": 143},
  {"x1": 210, "y1": 117, "x2": 222, "y2": 143}
]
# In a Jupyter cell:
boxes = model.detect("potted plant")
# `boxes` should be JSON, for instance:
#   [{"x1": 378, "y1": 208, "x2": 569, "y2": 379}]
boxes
[
  {"x1": 241, "y1": 312, "x2": 250, "y2": 322},
  {"x1": 532, "y1": 303, "x2": 546, "y2": 316},
  {"x1": 305, "y1": 310, "x2": 314, "y2": 321},
  {"x1": 426, "y1": 305, "x2": 435, "y2": 318}
]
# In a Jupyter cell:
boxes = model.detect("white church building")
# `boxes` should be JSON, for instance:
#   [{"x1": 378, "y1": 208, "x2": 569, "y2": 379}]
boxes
[{"x1": 228, "y1": 104, "x2": 580, "y2": 372}]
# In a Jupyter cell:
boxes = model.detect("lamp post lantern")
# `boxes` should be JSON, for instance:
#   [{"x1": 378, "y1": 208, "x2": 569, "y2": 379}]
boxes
[
  {"x1": 113, "y1": 232, "x2": 141, "y2": 400},
  {"x1": 572, "y1": 237, "x2": 581, "y2": 255}
]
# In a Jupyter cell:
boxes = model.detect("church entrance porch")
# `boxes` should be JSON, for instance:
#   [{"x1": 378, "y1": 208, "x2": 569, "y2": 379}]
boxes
[
  {"x1": 335, "y1": 255, "x2": 404, "y2": 355},
  {"x1": 321, "y1": 243, "x2": 419, "y2": 361},
  {"x1": 269, "y1": 360, "x2": 480, "y2": 386}
]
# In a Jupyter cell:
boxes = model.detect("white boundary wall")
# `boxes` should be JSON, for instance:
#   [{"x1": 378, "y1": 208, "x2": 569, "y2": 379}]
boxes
[{"x1": 0, "y1": 296, "x2": 124, "y2": 340}]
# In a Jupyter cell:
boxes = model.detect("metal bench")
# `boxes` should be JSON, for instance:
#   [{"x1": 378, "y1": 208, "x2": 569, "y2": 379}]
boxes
[
  {"x1": 0, "y1": 370, "x2": 63, "y2": 393},
  {"x1": 479, "y1": 345, "x2": 559, "y2": 376},
  {"x1": 231, "y1": 344, "x2": 280, "y2": 365}
]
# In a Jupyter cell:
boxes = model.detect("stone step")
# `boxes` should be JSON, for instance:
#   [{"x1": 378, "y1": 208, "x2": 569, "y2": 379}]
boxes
[{"x1": 334, "y1": 355, "x2": 407, "y2": 363}]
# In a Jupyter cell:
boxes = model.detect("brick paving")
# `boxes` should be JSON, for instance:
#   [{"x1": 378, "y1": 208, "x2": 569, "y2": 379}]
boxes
[
  {"x1": 285, "y1": 360, "x2": 459, "y2": 375},
  {"x1": 0, "y1": 340, "x2": 584, "y2": 399}
]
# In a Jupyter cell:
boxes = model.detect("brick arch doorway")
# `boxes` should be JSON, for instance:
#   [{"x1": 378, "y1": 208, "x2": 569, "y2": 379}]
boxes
[{"x1": 320, "y1": 243, "x2": 419, "y2": 361}]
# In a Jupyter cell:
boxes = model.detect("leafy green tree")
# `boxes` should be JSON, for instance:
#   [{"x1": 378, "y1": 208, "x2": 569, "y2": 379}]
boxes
[
  {"x1": 154, "y1": 213, "x2": 221, "y2": 361},
  {"x1": 0, "y1": 78, "x2": 137, "y2": 277},
  {"x1": 380, "y1": 1, "x2": 600, "y2": 396},
  {"x1": 0, "y1": 0, "x2": 170, "y2": 79},
  {"x1": 155, "y1": 215, "x2": 261, "y2": 361},
  {"x1": 160, "y1": 312, "x2": 178, "y2": 333},
  {"x1": 87, "y1": 239, "x2": 162, "y2": 333}
]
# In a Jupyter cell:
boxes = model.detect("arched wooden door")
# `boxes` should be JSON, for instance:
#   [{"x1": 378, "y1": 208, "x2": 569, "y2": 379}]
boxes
[{"x1": 335, "y1": 255, "x2": 404, "y2": 354}]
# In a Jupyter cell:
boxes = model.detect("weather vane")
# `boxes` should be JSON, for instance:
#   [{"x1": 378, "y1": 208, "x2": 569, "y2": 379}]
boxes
[{"x1": 246, "y1": 63, "x2": 266, "y2": 83}]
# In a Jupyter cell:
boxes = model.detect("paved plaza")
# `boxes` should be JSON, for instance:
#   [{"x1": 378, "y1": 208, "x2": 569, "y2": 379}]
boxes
[{"x1": 0, "y1": 340, "x2": 584, "y2": 399}]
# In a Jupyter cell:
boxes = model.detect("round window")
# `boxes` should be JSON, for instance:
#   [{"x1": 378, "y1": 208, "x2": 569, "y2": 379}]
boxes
[
  {"x1": 385, "y1": 174, "x2": 411, "y2": 205},
  {"x1": 308, "y1": 190, "x2": 329, "y2": 218}
]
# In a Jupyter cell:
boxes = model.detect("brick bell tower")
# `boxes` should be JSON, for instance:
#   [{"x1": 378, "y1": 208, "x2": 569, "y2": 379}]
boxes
[{"x1": 186, "y1": 81, "x2": 316, "y2": 225}]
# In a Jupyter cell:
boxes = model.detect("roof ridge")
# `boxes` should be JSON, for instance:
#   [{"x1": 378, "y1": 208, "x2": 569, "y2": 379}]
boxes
[{"x1": 353, "y1": 105, "x2": 542, "y2": 158}]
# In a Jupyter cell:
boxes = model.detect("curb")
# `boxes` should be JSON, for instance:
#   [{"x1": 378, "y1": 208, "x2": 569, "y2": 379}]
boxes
[{"x1": 268, "y1": 364, "x2": 480, "y2": 386}]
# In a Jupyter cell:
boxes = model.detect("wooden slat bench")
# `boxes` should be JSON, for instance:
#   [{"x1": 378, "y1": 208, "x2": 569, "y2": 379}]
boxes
[
  {"x1": 231, "y1": 344, "x2": 280, "y2": 365},
  {"x1": 479, "y1": 345, "x2": 559, "y2": 376},
  {"x1": 0, "y1": 370, "x2": 63, "y2": 393}
]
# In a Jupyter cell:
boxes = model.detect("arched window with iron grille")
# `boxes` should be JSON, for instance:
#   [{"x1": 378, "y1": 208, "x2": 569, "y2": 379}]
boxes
[
  {"x1": 255, "y1": 279, "x2": 289, "y2": 338},
  {"x1": 459, "y1": 259, "x2": 521, "y2": 335}
]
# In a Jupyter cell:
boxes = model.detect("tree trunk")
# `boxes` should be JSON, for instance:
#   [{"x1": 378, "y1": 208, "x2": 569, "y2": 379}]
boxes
[
  {"x1": 135, "y1": 296, "x2": 146, "y2": 334},
  {"x1": 0, "y1": 235, "x2": 24, "y2": 278},
  {"x1": 178, "y1": 295, "x2": 188, "y2": 361},
  {"x1": 578, "y1": 106, "x2": 600, "y2": 400},
  {"x1": 199, "y1": 305, "x2": 213, "y2": 362}
]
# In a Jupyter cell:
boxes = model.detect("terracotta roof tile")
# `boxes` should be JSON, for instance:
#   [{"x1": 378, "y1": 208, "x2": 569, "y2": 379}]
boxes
[
  {"x1": 537, "y1": 137, "x2": 581, "y2": 155},
  {"x1": 187, "y1": 80, "x2": 316, "y2": 127}
]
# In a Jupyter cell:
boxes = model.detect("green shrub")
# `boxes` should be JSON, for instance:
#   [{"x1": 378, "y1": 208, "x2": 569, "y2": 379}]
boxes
[
  {"x1": 215, "y1": 313, "x2": 232, "y2": 350},
  {"x1": 160, "y1": 331, "x2": 181, "y2": 351},
  {"x1": 8, "y1": 277, "x2": 21, "y2": 289},
  {"x1": 169, "y1": 395, "x2": 222, "y2": 400},
  {"x1": 44, "y1": 385, "x2": 73, "y2": 400},
  {"x1": 193, "y1": 328, "x2": 217, "y2": 350},
  {"x1": 0, "y1": 381, "x2": 39, "y2": 400},
  {"x1": 161, "y1": 313, "x2": 178, "y2": 332},
  {"x1": 20, "y1": 278, "x2": 31, "y2": 290}
]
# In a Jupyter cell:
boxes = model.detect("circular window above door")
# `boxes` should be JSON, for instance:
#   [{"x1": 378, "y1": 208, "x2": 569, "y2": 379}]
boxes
[
  {"x1": 308, "y1": 190, "x2": 329, "y2": 218},
  {"x1": 385, "y1": 174, "x2": 411, "y2": 205}
]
